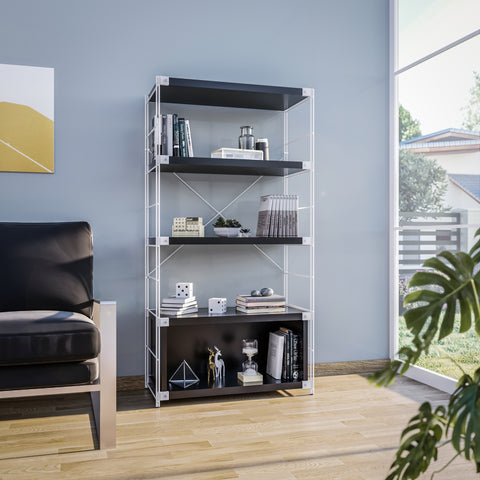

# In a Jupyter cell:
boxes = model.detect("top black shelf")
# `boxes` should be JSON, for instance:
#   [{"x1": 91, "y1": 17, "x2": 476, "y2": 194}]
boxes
[{"x1": 149, "y1": 77, "x2": 310, "y2": 111}]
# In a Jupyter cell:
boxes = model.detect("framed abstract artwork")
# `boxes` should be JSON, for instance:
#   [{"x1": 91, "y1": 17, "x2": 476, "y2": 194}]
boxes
[{"x1": 0, "y1": 63, "x2": 54, "y2": 173}]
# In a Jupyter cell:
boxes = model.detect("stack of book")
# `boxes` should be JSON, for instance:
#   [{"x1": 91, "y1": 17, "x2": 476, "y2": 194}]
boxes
[
  {"x1": 256, "y1": 194, "x2": 299, "y2": 237},
  {"x1": 153, "y1": 114, "x2": 194, "y2": 157},
  {"x1": 159, "y1": 296, "x2": 198, "y2": 316},
  {"x1": 236, "y1": 294, "x2": 286, "y2": 314},
  {"x1": 266, "y1": 327, "x2": 302, "y2": 382}
]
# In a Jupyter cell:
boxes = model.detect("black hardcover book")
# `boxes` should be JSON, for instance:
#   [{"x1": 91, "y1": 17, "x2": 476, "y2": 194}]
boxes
[
  {"x1": 173, "y1": 114, "x2": 180, "y2": 156},
  {"x1": 161, "y1": 115, "x2": 167, "y2": 155},
  {"x1": 178, "y1": 118, "x2": 187, "y2": 157},
  {"x1": 292, "y1": 333, "x2": 300, "y2": 381}
]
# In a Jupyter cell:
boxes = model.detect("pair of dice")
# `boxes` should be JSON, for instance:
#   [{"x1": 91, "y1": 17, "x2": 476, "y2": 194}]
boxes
[{"x1": 177, "y1": 282, "x2": 226, "y2": 314}]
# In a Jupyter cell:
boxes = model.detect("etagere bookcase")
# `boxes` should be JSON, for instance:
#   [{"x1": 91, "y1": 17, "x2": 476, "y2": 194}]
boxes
[{"x1": 145, "y1": 76, "x2": 315, "y2": 406}]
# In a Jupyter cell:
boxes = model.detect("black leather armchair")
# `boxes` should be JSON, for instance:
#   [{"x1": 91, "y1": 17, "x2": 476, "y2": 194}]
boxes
[{"x1": 0, "y1": 222, "x2": 116, "y2": 449}]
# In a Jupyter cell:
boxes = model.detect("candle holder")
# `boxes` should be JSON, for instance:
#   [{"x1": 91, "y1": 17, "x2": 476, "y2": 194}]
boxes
[{"x1": 238, "y1": 339, "x2": 263, "y2": 385}]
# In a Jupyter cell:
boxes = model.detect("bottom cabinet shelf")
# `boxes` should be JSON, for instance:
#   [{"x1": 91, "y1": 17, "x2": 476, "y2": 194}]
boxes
[
  {"x1": 167, "y1": 371, "x2": 304, "y2": 400},
  {"x1": 147, "y1": 308, "x2": 309, "y2": 403}
]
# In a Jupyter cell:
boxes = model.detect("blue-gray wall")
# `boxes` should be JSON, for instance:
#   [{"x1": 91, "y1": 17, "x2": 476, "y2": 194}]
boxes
[{"x1": 0, "y1": 0, "x2": 389, "y2": 376}]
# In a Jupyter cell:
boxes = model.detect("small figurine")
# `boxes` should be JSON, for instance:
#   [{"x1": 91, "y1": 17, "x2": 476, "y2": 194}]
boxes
[
  {"x1": 207, "y1": 347, "x2": 216, "y2": 384},
  {"x1": 214, "y1": 345, "x2": 225, "y2": 379}
]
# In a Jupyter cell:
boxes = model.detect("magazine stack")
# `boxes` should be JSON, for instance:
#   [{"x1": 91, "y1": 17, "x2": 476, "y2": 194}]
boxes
[
  {"x1": 159, "y1": 296, "x2": 198, "y2": 316},
  {"x1": 256, "y1": 194, "x2": 299, "y2": 237}
]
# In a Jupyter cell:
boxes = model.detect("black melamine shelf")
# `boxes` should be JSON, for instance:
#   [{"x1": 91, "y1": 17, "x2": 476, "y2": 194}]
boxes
[
  {"x1": 148, "y1": 237, "x2": 305, "y2": 246},
  {"x1": 154, "y1": 156, "x2": 306, "y2": 176},
  {"x1": 149, "y1": 77, "x2": 308, "y2": 111},
  {"x1": 154, "y1": 306, "x2": 304, "y2": 325},
  {"x1": 166, "y1": 372, "x2": 303, "y2": 400}
]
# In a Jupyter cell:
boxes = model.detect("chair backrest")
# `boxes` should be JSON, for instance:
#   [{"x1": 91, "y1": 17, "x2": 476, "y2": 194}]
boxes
[{"x1": 0, "y1": 222, "x2": 93, "y2": 317}]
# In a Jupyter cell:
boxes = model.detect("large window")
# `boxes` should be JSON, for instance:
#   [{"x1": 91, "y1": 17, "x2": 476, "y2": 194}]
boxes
[{"x1": 392, "y1": 0, "x2": 480, "y2": 390}]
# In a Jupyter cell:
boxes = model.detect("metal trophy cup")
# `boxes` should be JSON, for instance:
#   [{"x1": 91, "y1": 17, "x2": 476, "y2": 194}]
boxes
[{"x1": 238, "y1": 339, "x2": 263, "y2": 385}]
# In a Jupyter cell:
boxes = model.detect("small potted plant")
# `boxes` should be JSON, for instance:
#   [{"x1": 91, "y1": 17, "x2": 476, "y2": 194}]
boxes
[{"x1": 213, "y1": 217, "x2": 242, "y2": 237}]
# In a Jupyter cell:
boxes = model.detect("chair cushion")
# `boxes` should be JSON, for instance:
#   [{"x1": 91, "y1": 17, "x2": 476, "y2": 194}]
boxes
[
  {"x1": 0, "y1": 358, "x2": 99, "y2": 389},
  {"x1": 0, "y1": 310, "x2": 101, "y2": 366},
  {"x1": 0, "y1": 222, "x2": 93, "y2": 317}
]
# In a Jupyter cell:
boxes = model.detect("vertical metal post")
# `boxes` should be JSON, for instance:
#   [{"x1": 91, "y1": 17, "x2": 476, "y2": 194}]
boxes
[
  {"x1": 155, "y1": 79, "x2": 162, "y2": 404},
  {"x1": 309, "y1": 92, "x2": 315, "y2": 394},
  {"x1": 283, "y1": 110, "x2": 289, "y2": 302},
  {"x1": 144, "y1": 94, "x2": 149, "y2": 389}
]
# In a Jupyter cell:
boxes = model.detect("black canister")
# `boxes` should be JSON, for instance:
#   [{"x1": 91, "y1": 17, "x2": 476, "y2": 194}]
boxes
[{"x1": 255, "y1": 138, "x2": 269, "y2": 160}]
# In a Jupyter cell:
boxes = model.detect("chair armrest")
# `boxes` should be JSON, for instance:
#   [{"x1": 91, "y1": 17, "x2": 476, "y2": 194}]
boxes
[
  {"x1": 91, "y1": 300, "x2": 117, "y2": 448},
  {"x1": 92, "y1": 300, "x2": 116, "y2": 366}
]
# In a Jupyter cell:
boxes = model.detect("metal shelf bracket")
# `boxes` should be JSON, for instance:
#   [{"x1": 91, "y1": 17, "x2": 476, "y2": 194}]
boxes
[
  {"x1": 159, "y1": 391, "x2": 170, "y2": 401},
  {"x1": 156, "y1": 76, "x2": 169, "y2": 86},
  {"x1": 159, "y1": 317, "x2": 169, "y2": 327},
  {"x1": 302, "y1": 380, "x2": 313, "y2": 389}
]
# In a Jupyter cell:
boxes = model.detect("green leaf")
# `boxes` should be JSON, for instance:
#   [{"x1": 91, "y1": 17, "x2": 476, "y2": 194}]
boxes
[
  {"x1": 385, "y1": 402, "x2": 446, "y2": 480},
  {"x1": 408, "y1": 271, "x2": 452, "y2": 291},
  {"x1": 403, "y1": 252, "x2": 480, "y2": 358},
  {"x1": 438, "y1": 299, "x2": 456, "y2": 340},
  {"x1": 448, "y1": 368, "x2": 480, "y2": 462},
  {"x1": 422, "y1": 257, "x2": 459, "y2": 281},
  {"x1": 459, "y1": 295, "x2": 473, "y2": 333}
]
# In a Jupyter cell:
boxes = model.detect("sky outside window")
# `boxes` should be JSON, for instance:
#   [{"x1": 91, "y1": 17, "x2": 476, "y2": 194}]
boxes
[{"x1": 398, "y1": 33, "x2": 480, "y2": 135}]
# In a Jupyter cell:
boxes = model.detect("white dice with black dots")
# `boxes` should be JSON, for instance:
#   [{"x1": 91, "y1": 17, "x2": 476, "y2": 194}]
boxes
[
  {"x1": 208, "y1": 297, "x2": 227, "y2": 314},
  {"x1": 176, "y1": 282, "x2": 193, "y2": 298}
]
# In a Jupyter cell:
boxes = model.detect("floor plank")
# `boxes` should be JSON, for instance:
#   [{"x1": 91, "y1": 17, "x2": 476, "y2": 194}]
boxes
[{"x1": 0, "y1": 375, "x2": 477, "y2": 479}]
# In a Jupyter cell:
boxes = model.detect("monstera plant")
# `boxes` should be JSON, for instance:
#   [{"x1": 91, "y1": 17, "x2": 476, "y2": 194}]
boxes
[{"x1": 370, "y1": 228, "x2": 480, "y2": 480}]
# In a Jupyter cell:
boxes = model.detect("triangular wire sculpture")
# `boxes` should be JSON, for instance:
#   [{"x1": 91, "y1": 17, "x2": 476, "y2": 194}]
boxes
[{"x1": 169, "y1": 360, "x2": 200, "y2": 389}]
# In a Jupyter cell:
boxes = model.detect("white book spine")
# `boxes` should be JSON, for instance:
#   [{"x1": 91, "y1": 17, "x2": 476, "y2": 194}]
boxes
[
  {"x1": 294, "y1": 195, "x2": 299, "y2": 236},
  {"x1": 154, "y1": 115, "x2": 161, "y2": 156},
  {"x1": 256, "y1": 195, "x2": 273, "y2": 237},
  {"x1": 266, "y1": 332, "x2": 285, "y2": 380},
  {"x1": 271, "y1": 195, "x2": 279, "y2": 237},
  {"x1": 185, "y1": 119, "x2": 194, "y2": 157}
]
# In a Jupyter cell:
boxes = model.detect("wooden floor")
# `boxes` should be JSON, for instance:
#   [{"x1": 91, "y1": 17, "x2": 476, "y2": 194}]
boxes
[{"x1": 0, "y1": 375, "x2": 477, "y2": 480}]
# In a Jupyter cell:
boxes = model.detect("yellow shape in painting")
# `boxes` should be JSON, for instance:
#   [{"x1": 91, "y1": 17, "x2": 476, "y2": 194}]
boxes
[{"x1": 0, "y1": 102, "x2": 54, "y2": 173}]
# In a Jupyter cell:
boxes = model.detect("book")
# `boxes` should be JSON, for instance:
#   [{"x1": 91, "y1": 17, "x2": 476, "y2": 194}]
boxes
[
  {"x1": 291, "y1": 333, "x2": 302, "y2": 381},
  {"x1": 159, "y1": 306, "x2": 198, "y2": 316},
  {"x1": 269, "y1": 195, "x2": 279, "y2": 237},
  {"x1": 173, "y1": 114, "x2": 180, "y2": 156},
  {"x1": 162, "y1": 295, "x2": 196, "y2": 304},
  {"x1": 266, "y1": 331, "x2": 285, "y2": 380},
  {"x1": 154, "y1": 115, "x2": 161, "y2": 156},
  {"x1": 160, "y1": 302, "x2": 197, "y2": 310},
  {"x1": 236, "y1": 305, "x2": 286, "y2": 314},
  {"x1": 273, "y1": 329, "x2": 288, "y2": 380},
  {"x1": 161, "y1": 115, "x2": 168, "y2": 155},
  {"x1": 256, "y1": 195, "x2": 274, "y2": 237},
  {"x1": 178, "y1": 118, "x2": 187, "y2": 156},
  {"x1": 236, "y1": 294, "x2": 286, "y2": 303},
  {"x1": 160, "y1": 304, "x2": 198, "y2": 313},
  {"x1": 236, "y1": 299, "x2": 286, "y2": 308},
  {"x1": 279, "y1": 327, "x2": 294, "y2": 381},
  {"x1": 166, "y1": 114, "x2": 173, "y2": 156},
  {"x1": 185, "y1": 119, "x2": 194, "y2": 157}
]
